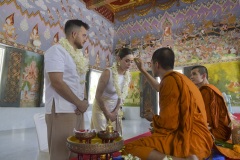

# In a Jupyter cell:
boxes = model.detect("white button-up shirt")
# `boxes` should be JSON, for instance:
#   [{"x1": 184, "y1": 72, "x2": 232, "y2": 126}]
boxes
[{"x1": 44, "y1": 44, "x2": 86, "y2": 114}]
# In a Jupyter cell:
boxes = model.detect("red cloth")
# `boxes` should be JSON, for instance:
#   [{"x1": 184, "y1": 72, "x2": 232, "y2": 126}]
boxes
[
  {"x1": 124, "y1": 132, "x2": 151, "y2": 144},
  {"x1": 233, "y1": 113, "x2": 240, "y2": 121}
]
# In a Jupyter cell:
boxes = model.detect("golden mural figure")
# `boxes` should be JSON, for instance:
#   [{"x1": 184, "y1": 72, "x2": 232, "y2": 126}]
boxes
[
  {"x1": 52, "y1": 32, "x2": 59, "y2": 45},
  {"x1": 1, "y1": 13, "x2": 18, "y2": 41},
  {"x1": 106, "y1": 54, "x2": 110, "y2": 67},
  {"x1": 28, "y1": 24, "x2": 41, "y2": 49},
  {"x1": 95, "y1": 51, "x2": 100, "y2": 68},
  {"x1": 162, "y1": 18, "x2": 173, "y2": 47}
]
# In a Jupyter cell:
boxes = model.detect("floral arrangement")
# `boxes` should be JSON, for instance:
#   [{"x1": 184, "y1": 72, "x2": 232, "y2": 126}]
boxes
[
  {"x1": 214, "y1": 113, "x2": 240, "y2": 154},
  {"x1": 122, "y1": 154, "x2": 140, "y2": 160},
  {"x1": 111, "y1": 62, "x2": 131, "y2": 103},
  {"x1": 59, "y1": 38, "x2": 89, "y2": 75}
]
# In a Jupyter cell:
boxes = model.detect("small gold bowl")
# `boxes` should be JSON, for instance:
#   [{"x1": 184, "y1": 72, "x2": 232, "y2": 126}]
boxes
[
  {"x1": 74, "y1": 130, "x2": 96, "y2": 143},
  {"x1": 97, "y1": 131, "x2": 119, "y2": 143}
]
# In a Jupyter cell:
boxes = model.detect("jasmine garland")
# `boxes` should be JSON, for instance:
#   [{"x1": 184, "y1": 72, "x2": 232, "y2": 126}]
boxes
[
  {"x1": 59, "y1": 38, "x2": 89, "y2": 75},
  {"x1": 111, "y1": 62, "x2": 131, "y2": 103}
]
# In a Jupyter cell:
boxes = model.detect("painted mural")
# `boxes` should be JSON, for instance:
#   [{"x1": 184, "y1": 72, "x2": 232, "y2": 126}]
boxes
[
  {"x1": 184, "y1": 61, "x2": 240, "y2": 106},
  {"x1": 114, "y1": 0, "x2": 240, "y2": 70},
  {"x1": 205, "y1": 61, "x2": 240, "y2": 106},
  {"x1": 124, "y1": 71, "x2": 141, "y2": 106},
  {"x1": 20, "y1": 51, "x2": 43, "y2": 107},
  {"x1": 0, "y1": 0, "x2": 114, "y2": 69}
]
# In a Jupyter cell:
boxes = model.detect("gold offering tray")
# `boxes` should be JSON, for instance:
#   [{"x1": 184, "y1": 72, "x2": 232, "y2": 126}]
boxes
[{"x1": 66, "y1": 136, "x2": 124, "y2": 154}]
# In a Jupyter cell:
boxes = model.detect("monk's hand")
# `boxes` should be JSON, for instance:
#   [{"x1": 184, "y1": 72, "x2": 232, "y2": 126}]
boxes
[
  {"x1": 186, "y1": 155, "x2": 198, "y2": 160},
  {"x1": 149, "y1": 121, "x2": 154, "y2": 133},
  {"x1": 207, "y1": 123, "x2": 212, "y2": 130},
  {"x1": 134, "y1": 57, "x2": 144, "y2": 72},
  {"x1": 143, "y1": 108, "x2": 154, "y2": 121}
]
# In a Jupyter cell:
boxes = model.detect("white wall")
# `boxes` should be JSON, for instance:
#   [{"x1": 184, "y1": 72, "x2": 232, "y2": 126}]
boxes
[
  {"x1": 0, "y1": 107, "x2": 45, "y2": 131},
  {"x1": 122, "y1": 106, "x2": 142, "y2": 120},
  {"x1": 0, "y1": 105, "x2": 93, "y2": 131}
]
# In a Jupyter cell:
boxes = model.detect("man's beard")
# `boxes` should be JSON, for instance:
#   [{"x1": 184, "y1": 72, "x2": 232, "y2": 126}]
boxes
[{"x1": 75, "y1": 42, "x2": 83, "y2": 49}]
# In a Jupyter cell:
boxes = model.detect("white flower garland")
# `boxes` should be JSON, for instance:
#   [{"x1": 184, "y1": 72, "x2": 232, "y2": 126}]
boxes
[
  {"x1": 111, "y1": 62, "x2": 131, "y2": 101},
  {"x1": 59, "y1": 38, "x2": 89, "y2": 75},
  {"x1": 122, "y1": 154, "x2": 140, "y2": 160}
]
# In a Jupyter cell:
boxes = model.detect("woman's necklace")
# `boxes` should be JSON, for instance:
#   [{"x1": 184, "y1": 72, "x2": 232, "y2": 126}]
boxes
[
  {"x1": 111, "y1": 62, "x2": 131, "y2": 103},
  {"x1": 59, "y1": 38, "x2": 89, "y2": 75}
]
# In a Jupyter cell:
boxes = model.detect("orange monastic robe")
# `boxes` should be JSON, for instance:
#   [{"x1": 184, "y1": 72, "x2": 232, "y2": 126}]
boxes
[
  {"x1": 200, "y1": 84, "x2": 231, "y2": 141},
  {"x1": 124, "y1": 71, "x2": 213, "y2": 159}
]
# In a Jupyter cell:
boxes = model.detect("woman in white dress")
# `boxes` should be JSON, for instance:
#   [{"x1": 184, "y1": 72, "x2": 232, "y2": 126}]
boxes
[{"x1": 91, "y1": 48, "x2": 134, "y2": 135}]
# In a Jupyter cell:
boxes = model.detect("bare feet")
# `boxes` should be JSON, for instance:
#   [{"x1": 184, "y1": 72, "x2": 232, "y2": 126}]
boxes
[{"x1": 186, "y1": 155, "x2": 198, "y2": 160}]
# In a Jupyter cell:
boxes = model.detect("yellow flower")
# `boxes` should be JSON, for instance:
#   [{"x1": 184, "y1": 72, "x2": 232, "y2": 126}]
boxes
[{"x1": 233, "y1": 144, "x2": 240, "y2": 153}]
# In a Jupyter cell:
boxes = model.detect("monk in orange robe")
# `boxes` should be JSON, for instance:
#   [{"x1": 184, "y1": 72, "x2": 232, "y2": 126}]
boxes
[
  {"x1": 125, "y1": 48, "x2": 213, "y2": 160},
  {"x1": 190, "y1": 65, "x2": 231, "y2": 141}
]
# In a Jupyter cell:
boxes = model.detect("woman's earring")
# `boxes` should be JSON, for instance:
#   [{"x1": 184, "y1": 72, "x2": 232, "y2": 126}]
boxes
[{"x1": 117, "y1": 62, "x2": 120, "y2": 66}]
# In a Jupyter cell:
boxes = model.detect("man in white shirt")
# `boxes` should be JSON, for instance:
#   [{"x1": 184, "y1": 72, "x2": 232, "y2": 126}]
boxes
[{"x1": 44, "y1": 19, "x2": 89, "y2": 160}]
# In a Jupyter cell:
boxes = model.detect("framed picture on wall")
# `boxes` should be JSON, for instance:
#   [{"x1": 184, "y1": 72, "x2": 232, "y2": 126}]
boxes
[{"x1": 140, "y1": 71, "x2": 158, "y2": 118}]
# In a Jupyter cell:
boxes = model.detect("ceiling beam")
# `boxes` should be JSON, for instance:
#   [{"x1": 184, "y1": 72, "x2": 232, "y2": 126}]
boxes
[{"x1": 86, "y1": 0, "x2": 118, "y2": 9}]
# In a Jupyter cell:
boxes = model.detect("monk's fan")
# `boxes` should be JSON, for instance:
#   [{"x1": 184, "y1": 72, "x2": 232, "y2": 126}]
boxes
[{"x1": 215, "y1": 140, "x2": 240, "y2": 153}]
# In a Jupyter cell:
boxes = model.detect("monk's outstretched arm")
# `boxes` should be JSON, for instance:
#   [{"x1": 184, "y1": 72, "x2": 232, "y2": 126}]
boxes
[{"x1": 134, "y1": 57, "x2": 159, "y2": 91}]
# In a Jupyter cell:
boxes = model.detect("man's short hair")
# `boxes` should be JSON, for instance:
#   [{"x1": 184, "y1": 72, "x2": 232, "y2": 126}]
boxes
[
  {"x1": 152, "y1": 47, "x2": 175, "y2": 70},
  {"x1": 64, "y1": 19, "x2": 89, "y2": 36},
  {"x1": 191, "y1": 65, "x2": 208, "y2": 79}
]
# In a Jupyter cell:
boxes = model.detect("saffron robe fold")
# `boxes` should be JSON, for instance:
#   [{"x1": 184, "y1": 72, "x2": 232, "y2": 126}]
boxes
[
  {"x1": 124, "y1": 71, "x2": 213, "y2": 160},
  {"x1": 200, "y1": 84, "x2": 231, "y2": 141}
]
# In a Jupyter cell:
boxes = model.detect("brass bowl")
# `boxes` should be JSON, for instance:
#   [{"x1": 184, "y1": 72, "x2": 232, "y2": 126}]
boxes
[
  {"x1": 97, "y1": 131, "x2": 119, "y2": 143},
  {"x1": 74, "y1": 130, "x2": 96, "y2": 143},
  {"x1": 66, "y1": 136, "x2": 124, "y2": 154}
]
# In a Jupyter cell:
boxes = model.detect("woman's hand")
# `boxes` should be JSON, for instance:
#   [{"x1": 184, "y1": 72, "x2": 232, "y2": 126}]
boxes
[{"x1": 107, "y1": 111, "x2": 118, "y2": 122}]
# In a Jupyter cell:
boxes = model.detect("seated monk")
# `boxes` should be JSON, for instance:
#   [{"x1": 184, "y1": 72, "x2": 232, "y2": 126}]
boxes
[
  {"x1": 190, "y1": 65, "x2": 231, "y2": 141},
  {"x1": 123, "y1": 48, "x2": 213, "y2": 160}
]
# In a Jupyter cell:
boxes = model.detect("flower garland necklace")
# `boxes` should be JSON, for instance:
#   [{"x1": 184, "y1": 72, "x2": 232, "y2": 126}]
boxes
[
  {"x1": 59, "y1": 38, "x2": 89, "y2": 75},
  {"x1": 111, "y1": 62, "x2": 131, "y2": 102}
]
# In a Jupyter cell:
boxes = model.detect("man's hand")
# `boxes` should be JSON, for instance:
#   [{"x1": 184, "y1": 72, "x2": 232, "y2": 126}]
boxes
[
  {"x1": 75, "y1": 108, "x2": 81, "y2": 115},
  {"x1": 134, "y1": 57, "x2": 145, "y2": 72},
  {"x1": 76, "y1": 99, "x2": 88, "y2": 113}
]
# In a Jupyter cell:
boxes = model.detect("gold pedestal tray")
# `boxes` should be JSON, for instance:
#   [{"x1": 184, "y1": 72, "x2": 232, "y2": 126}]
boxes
[{"x1": 66, "y1": 136, "x2": 124, "y2": 154}]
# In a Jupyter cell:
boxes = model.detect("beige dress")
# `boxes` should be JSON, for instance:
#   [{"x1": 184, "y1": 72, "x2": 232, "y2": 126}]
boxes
[{"x1": 91, "y1": 68, "x2": 124, "y2": 135}]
